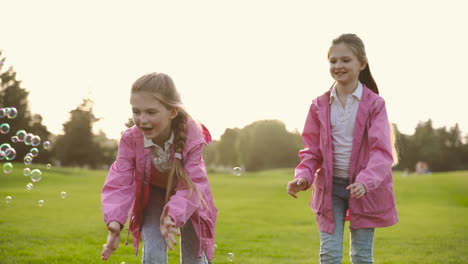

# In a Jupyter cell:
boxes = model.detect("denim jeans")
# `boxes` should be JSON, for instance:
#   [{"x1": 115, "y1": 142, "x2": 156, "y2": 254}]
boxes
[
  {"x1": 141, "y1": 186, "x2": 209, "y2": 264},
  {"x1": 319, "y1": 179, "x2": 375, "y2": 264}
]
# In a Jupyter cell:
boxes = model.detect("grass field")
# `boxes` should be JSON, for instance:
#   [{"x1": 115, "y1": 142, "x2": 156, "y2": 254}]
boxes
[{"x1": 0, "y1": 164, "x2": 467, "y2": 264}]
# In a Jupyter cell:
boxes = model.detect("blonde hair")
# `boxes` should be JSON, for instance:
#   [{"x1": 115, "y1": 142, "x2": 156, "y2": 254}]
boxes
[
  {"x1": 131, "y1": 72, "x2": 198, "y2": 202},
  {"x1": 389, "y1": 122, "x2": 399, "y2": 167}
]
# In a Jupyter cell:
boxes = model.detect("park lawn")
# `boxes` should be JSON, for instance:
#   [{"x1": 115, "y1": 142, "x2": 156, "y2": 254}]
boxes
[{"x1": 0, "y1": 164, "x2": 467, "y2": 264}]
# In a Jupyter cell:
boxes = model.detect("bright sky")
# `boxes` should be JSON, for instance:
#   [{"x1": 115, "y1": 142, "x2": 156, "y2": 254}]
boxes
[{"x1": 1, "y1": 0, "x2": 467, "y2": 140}]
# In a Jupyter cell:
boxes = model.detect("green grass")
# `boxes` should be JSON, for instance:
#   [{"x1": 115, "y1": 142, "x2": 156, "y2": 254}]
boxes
[{"x1": 1, "y1": 164, "x2": 467, "y2": 263}]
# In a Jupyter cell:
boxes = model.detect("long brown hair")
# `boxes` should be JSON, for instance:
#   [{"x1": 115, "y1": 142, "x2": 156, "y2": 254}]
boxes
[
  {"x1": 328, "y1": 33, "x2": 379, "y2": 95},
  {"x1": 329, "y1": 34, "x2": 399, "y2": 165},
  {"x1": 131, "y1": 72, "x2": 198, "y2": 202}
]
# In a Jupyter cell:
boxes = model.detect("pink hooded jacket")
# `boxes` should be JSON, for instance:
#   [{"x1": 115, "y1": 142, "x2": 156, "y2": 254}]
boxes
[
  {"x1": 295, "y1": 85, "x2": 398, "y2": 233},
  {"x1": 101, "y1": 118, "x2": 217, "y2": 260}
]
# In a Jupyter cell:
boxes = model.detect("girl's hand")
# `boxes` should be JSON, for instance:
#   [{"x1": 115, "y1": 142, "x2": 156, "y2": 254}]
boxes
[
  {"x1": 160, "y1": 206, "x2": 181, "y2": 250},
  {"x1": 347, "y1": 182, "x2": 367, "y2": 199},
  {"x1": 287, "y1": 178, "x2": 308, "y2": 198},
  {"x1": 101, "y1": 221, "x2": 121, "y2": 261}
]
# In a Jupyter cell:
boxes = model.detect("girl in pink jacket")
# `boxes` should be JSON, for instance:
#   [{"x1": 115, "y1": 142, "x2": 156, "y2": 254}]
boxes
[
  {"x1": 101, "y1": 72, "x2": 217, "y2": 264},
  {"x1": 287, "y1": 34, "x2": 398, "y2": 264}
]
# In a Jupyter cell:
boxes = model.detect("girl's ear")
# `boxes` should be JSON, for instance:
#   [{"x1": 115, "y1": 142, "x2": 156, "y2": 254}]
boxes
[
  {"x1": 170, "y1": 108, "x2": 179, "y2": 120},
  {"x1": 360, "y1": 59, "x2": 368, "y2": 71}
]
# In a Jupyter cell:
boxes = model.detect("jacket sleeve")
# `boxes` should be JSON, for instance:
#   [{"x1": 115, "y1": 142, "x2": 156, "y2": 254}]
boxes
[
  {"x1": 355, "y1": 99, "x2": 394, "y2": 192},
  {"x1": 166, "y1": 143, "x2": 209, "y2": 228},
  {"x1": 294, "y1": 102, "x2": 323, "y2": 189},
  {"x1": 101, "y1": 131, "x2": 136, "y2": 228}
]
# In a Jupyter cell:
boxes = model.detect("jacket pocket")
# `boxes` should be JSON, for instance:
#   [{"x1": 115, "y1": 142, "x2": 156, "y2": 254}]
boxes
[
  {"x1": 310, "y1": 185, "x2": 325, "y2": 213},
  {"x1": 359, "y1": 185, "x2": 394, "y2": 214}
]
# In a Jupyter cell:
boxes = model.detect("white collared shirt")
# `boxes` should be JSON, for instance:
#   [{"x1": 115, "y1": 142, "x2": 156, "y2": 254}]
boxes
[
  {"x1": 330, "y1": 82, "x2": 363, "y2": 178},
  {"x1": 143, "y1": 132, "x2": 174, "y2": 173}
]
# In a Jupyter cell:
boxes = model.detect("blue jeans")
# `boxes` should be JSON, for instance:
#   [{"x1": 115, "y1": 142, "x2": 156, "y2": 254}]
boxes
[
  {"x1": 319, "y1": 179, "x2": 375, "y2": 264},
  {"x1": 141, "y1": 186, "x2": 209, "y2": 264}
]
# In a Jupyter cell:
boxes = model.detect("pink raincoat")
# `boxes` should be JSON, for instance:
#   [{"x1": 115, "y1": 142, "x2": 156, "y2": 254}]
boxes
[
  {"x1": 295, "y1": 85, "x2": 398, "y2": 234},
  {"x1": 101, "y1": 118, "x2": 217, "y2": 260}
]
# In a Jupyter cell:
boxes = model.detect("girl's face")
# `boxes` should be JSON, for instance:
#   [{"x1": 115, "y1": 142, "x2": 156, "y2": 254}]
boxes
[
  {"x1": 328, "y1": 43, "x2": 366, "y2": 86},
  {"x1": 130, "y1": 91, "x2": 178, "y2": 143}
]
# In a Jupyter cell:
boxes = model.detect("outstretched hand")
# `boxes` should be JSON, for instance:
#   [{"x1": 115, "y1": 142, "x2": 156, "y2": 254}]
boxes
[
  {"x1": 160, "y1": 206, "x2": 181, "y2": 250},
  {"x1": 287, "y1": 177, "x2": 308, "y2": 198},
  {"x1": 101, "y1": 221, "x2": 121, "y2": 261}
]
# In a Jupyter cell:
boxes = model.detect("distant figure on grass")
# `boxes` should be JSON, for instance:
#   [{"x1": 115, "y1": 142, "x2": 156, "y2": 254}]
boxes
[
  {"x1": 415, "y1": 161, "x2": 430, "y2": 175},
  {"x1": 287, "y1": 34, "x2": 398, "y2": 264},
  {"x1": 101, "y1": 72, "x2": 217, "y2": 264}
]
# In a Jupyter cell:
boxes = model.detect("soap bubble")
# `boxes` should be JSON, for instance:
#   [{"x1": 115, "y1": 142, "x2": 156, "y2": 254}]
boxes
[
  {"x1": 6, "y1": 107, "x2": 18, "y2": 119},
  {"x1": 3, "y1": 162, "x2": 13, "y2": 174},
  {"x1": 26, "y1": 183, "x2": 34, "y2": 191},
  {"x1": 31, "y1": 135, "x2": 41, "y2": 147},
  {"x1": 24, "y1": 133, "x2": 34, "y2": 146},
  {"x1": 5, "y1": 196, "x2": 12, "y2": 204},
  {"x1": 24, "y1": 155, "x2": 33, "y2": 165},
  {"x1": 38, "y1": 200, "x2": 45, "y2": 207},
  {"x1": 30, "y1": 148, "x2": 39, "y2": 157},
  {"x1": 0, "y1": 123, "x2": 10, "y2": 134},
  {"x1": 0, "y1": 151, "x2": 5, "y2": 160},
  {"x1": 46, "y1": 163, "x2": 52, "y2": 170},
  {"x1": 227, "y1": 252, "x2": 235, "y2": 262},
  {"x1": 11, "y1": 136, "x2": 19, "y2": 143},
  {"x1": 233, "y1": 167, "x2": 243, "y2": 176},
  {"x1": 0, "y1": 108, "x2": 6, "y2": 118},
  {"x1": 30, "y1": 169, "x2": 42, "y2": 182},
  {"x1": 43, "y1": 141, "x2": 51, "y2": 150},
  {"x1": 24, "y1": 168, "x2": 31, "y2": 176},
  {"x1": 5, "y1": 147, "x2": 16, "y2": 160},
  {"x1": 0, "y1": 143, "x2": 10, "y2": 152},
  {"x1": 60, "y1": 191, "x2": 67, "y2": 199},
  {"x1": 16, "y1": 130, "x2": 27, "y2": 142}
]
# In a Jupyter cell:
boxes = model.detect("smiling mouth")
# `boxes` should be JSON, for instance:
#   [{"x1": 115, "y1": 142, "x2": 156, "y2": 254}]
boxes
[{"x1": 141, "y1": 127, "x2": 153, "y2": 132}]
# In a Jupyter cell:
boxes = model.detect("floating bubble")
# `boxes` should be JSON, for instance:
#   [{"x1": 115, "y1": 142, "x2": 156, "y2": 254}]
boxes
[
  {"x1": 0, "y1": 123, "x2": 10, "y2": 134},
  {"x1": 60, "y1": 191, "x2": 67, "y2": 199},
  {"x1": 26, "y1": 183, "x2": 34, "y2": 191},
  {"x1": 6, "y1": 107, "x2": 18, "y2": 119},
  {"x1": 30, "y1": 148, "x2": 39, "y2": 157},
  {"x1": 24, "y1": 133, "x2": 34, "y2": 146},
  {"x1": 0, "y1": 108, "x2": 6, "y2": 118},
  {"x1": 16, "y1": 130, "x2": 27, "y2": 142},
  {"x1": 5, "y1": 196, "x2": 12, "y2": 204},
  {"x1": 24, "y1": 167, "x2": 31, "y2": 176},
  {"x1": 46, "y1": 163, "x2": 52, "y2": 170},
  {"x1": 43, "y1": 141, "x2": 51, "y2": 150},
  {"x1": 233, "y1": 167, "x2": 243, "y2": 176},
  {"x1": 30, "y1": 169, "x2": 42, "y2": 182},
  {"x1": 38, "y1": 200, "x2": 44, "y2": 207},
  {"x1": 5, "y1": 147, "x2": 16, "y2": 160},
  {"x1": 121, "y1": 262, "x2": 126, "y2": 264},
  {"x1": 11, "y1": 136, "x2": 19, "y2": 143},
  {"x1": 3, "y1": 162, "x2": 13, "y2": 174},
  {"x1": 24, "y1": 155, "x2": 33, "y2": 165},
  {"x1": 227, "y1": 252, "x2": 235, "y2": 262},
  {"x1": 0, "y1": 151, "x2": 5, "y2": 160},
  {"x1": 31, "y1": 135, "x2": 41, "y2": 147},
  {"x1": 0, "y1": 143, "x2": 10, "y2": 152}
]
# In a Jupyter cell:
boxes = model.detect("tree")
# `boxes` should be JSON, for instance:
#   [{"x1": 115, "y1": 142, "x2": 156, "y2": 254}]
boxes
[
  {"x1": 53, "y1": 99, "x2": 102, "y2": 168},
  {"x1": 0, "y1": 51, "x2": 52, "y2": 164}
]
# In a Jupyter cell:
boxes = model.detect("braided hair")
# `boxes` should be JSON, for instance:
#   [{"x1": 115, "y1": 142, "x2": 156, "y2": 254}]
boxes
[{"x1": 131, "y1": 72, "x2": 198, "y2": 202}]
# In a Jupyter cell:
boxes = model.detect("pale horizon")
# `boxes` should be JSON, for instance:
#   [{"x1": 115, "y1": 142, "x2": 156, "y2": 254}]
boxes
[{"x1": 2, "y1": 0, "x2": 467, "y2": 141}]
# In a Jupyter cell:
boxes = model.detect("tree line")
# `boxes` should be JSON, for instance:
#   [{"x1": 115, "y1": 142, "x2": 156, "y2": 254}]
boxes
[{"x1": 1, "y1": 51, "x2": 467, "y2": 172}]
